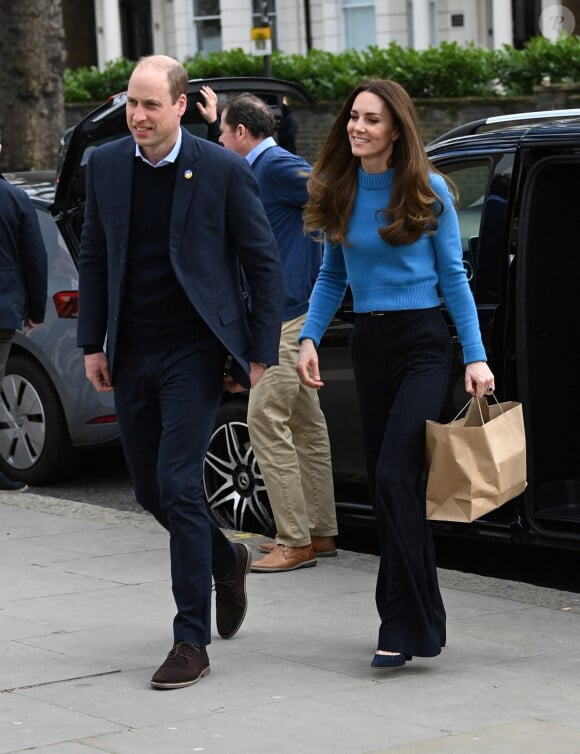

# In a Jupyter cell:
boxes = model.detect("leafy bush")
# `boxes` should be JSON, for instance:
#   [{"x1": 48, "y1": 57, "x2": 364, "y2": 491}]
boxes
[
  {"x1": 65, "y1": 58, "x2": 136, "y2": 102},
  {"x1": 493, "y1": 35, "x2": 580, "y2": 95},
  {"x1": 184, "y1": 48, "x2": 262, "y2": 79},
  {"x1": 64, "y1": 37, "x2": 580, "y2": 103}
]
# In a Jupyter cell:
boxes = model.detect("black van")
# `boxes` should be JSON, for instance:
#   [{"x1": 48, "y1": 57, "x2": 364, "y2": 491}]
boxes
[{"x1": 205, "y1": 108, "x2": 580, "y2": 553}]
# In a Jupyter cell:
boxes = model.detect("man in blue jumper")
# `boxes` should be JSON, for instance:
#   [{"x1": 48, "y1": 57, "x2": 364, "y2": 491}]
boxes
[
  {"x1": 219, "y1": 93, "x2": 338, "y2": 572},
  {"x1": 78, "y1": 57, "x2": 283, "y2": 689}
]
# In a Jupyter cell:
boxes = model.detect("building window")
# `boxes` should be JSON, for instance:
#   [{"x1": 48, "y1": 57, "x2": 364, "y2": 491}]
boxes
[
  {"x1": 342, "y1": 0, "x2": 376, "y2": 50},
  {"x1": 120, "y1": 0, "x2": 153, "y2": 60},
  {"x1": 252, "y1": 0, "x2": 277, "y2": 50},
  {"x1": 193, "y1": 0, "x2": 221, "y2": 53}
]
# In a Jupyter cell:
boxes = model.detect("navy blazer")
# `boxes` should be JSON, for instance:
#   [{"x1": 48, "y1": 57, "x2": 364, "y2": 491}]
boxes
[
  {"x1": 0, "y1": 176, "x2": 47, "y2": 329},
  {"x1": 77, "y1": 129, "x2": 283, "y2": 386}
]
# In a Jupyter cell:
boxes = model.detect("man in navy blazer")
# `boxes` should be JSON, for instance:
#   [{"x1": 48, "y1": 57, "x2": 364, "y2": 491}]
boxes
[
  {"x1": 77, "y1": 55, "x2": 283, "y2": 690},
  {"x1": 0, "y1": 146, "x2": 47, "y2": 492}
]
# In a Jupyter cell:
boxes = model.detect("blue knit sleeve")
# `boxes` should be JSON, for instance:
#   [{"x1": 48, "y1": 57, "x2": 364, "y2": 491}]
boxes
[
  {"x1": 430, "y1": 174, "x2": 487, "y2": 364},
  {"x1": 298, "y1": 240, "x2": 348, "y2": 346}
]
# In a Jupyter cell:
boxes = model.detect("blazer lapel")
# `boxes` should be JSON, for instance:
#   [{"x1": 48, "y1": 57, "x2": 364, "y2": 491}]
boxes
[
  {"x1": 113, "y1": 138, "x2": 135, "y2": 261},
  {"x1": 170, "y1": 130, "x2": 201, "y2": 258}
]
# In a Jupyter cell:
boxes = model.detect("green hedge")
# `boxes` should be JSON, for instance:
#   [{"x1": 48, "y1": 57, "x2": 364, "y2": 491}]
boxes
[{"x1": 65, "y1": 36, "x2": 580, "y2": 103}]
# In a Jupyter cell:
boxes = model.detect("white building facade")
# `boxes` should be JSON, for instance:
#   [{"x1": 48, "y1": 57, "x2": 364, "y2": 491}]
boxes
[{"x1": 92, "y1": 0, "x2": 563, "y2": 69}]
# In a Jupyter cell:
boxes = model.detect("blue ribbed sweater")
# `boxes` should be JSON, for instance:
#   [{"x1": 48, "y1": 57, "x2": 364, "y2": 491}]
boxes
[{"x1": 299, "y1": 167, "x2": 487, "y2": 365}]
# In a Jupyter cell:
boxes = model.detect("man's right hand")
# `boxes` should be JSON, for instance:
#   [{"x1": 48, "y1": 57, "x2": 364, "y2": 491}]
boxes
[
  {"x1": 196, "y1": 85, "x2": 218, "y2": 124},
  {"x1": 85, "y1": 352, "x2": 113, "y2": 393}
]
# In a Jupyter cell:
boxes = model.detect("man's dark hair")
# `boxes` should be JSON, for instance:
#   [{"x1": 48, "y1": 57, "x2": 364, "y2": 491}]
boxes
[{"x1": 223, "y1": 93, "x2": 276, "y2": 139}]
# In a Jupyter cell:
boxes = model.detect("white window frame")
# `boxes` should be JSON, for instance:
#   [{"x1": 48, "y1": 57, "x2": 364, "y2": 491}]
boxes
[
  {"x1": 341, "y1": 0, "x2": 377, "y2": 51},
  {"x1": 192, "y1": 0, "x2": 222, "y2": 53}
]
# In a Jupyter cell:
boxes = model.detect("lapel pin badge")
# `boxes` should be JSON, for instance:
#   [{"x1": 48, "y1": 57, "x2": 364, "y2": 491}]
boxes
[{"x1": 184, "y1": 169, "x2": 193, "y2": 180}]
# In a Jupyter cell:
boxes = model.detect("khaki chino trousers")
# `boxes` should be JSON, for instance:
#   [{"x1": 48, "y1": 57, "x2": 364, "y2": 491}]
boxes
[{"x1": 248, "y1": 313, "x2": 338, "y2": 547}]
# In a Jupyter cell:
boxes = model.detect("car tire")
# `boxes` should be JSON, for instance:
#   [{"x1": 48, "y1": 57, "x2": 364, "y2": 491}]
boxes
[
  {"x1": 203, "y1": 400, "x2": 275, "y2": 535},
  {"x1": 0, "y1": 354, "x2": 76, "y2": 485}
]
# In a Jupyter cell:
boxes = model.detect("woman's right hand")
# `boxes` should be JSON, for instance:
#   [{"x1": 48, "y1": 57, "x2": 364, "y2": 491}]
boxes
[{"x1": 296, "y1": 338, "x2": 324, "y2": 389}]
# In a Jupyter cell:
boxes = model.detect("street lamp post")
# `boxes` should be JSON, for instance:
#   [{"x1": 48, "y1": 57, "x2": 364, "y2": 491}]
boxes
[{"x1": 261, "y1": 1, "x2": 271, "y2": 77}]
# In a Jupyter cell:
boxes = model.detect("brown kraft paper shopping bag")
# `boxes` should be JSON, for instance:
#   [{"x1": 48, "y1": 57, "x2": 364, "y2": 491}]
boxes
[{"x1": 425, "y1": 397, "x2": 527, "y2": 522}]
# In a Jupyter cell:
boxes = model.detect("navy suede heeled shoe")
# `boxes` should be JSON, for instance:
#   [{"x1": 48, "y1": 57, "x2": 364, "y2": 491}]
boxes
[{"x1": 371, "y1": 652, "x2": 412, "y2": 669}]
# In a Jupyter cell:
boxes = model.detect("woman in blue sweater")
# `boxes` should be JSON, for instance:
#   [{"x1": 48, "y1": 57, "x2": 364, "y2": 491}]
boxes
[{"x1": 296, "y1": 79, "x2": 495, "y2": 668}]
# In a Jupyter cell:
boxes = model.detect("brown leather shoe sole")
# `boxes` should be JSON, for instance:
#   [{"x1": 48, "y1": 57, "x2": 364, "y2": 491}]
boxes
[
  {"x1": 251, "y1": 557, "x2": 317, "y2": 573},
  {"x1": 251, "y1": 543, "x2": 318, "y2": 573},
  {"x1": 257, "y1": 540, "x2": 337, "y2": 558}
]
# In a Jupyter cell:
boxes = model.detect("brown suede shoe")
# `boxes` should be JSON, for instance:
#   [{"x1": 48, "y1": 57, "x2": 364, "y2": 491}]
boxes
[
  {"x1": 150, "y1": 642, "x2": 210, "y2": 689},
  {"x1": 251, "y1": 543, "x2": 317, "y2": 572},
  {"x1": 258, "y1": 536, "x2": 337, "y2": 558}
]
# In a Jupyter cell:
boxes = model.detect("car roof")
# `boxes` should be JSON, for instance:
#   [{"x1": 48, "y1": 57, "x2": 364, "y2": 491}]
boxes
[
  {"x1": 426, "y1": 107, "x2": 580, "y2": 156},
  {"x1": 54, "y1": 76, "x2": 315, "y2": 213},
  {"x1": 3, "y1": 171, "x2": 56, "y2": 206}
]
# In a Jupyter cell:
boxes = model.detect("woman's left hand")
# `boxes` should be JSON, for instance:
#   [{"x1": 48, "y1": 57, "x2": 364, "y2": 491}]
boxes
[{"x1": 465, "y1": 361, "x2": 495, "y2": 397}]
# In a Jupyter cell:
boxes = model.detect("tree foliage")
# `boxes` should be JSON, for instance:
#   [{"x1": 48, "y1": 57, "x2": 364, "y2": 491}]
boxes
[{"x1": 64, "y1": 36, "x2": 580, "y2": 104}]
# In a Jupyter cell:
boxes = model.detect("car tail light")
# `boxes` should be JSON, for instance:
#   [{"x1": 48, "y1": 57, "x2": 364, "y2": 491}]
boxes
[
  {"x1": 53, "y1": 291, "x2": 78, "y2": 318},
  {"x1": 86, "y1": 415, "x2": 117, "y2": 425}
]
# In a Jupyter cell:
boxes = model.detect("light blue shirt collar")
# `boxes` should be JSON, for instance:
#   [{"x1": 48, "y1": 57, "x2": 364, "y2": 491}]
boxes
[
  {"x1": 135, "y1": 129, "x2": 182, "y2": 167},
  {"x1": 246, "y1": 136, "x2": 277, "y2": 166}
]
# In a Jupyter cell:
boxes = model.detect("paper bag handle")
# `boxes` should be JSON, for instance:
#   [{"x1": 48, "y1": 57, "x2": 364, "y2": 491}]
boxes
[{"x1": 451, "y1": 393, "x2": 502, "y2": 426}]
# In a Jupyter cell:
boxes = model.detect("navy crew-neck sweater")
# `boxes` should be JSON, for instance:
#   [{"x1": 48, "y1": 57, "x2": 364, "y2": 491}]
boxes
[{"x1": 118, "y1": 157, "x2": 208, "y2": 352}]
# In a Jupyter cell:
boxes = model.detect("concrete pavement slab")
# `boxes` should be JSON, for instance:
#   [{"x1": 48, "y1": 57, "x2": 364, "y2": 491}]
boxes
[
  {"x1": 1, "y1": 639, "x2": 119, "y2": 692},
  {"x1": 10, "y1": 746, "x2": 105, "y2": 754},
  {"x1": 449, "y1": 603, "x2": 580, "y2": 652},
  {"x1": 2, "y1": 526, "x2": 165, "y2": 564},
  {"x1": 2, "y1": 492, "x2": 580, "y2": 754},
  {"x1": 0, "y1": 613, "x2": 58, "y2": 643},
  {"x1": 2, "y1": 581, "x2": 174, "y2": 633},
  {"x1": 81, "y1": 695, "x2": 444, "y2": 754},
  {"x1": 0, "y1": 692, "x2": 124, "y2": 754},
  {"x1": 317, "y1": 662, "x2": 579, "y2": 733},
  {"x1": 368, "y1": 719, "x2": 580, "y2": 754},
  {"x1": 17, "y1": 650, "x2": 369, "y2": 731}
]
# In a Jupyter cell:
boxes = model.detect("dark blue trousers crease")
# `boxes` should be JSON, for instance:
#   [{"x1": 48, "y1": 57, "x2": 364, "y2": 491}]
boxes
[
  {"x1": 113, "y1": 339, "x2": 238, "y2": 647},
  {"x1": 351, "y1": 308, "x2": 451, "y2": 657}
]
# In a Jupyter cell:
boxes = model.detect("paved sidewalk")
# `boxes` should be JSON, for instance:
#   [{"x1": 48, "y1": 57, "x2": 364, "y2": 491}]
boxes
[{"x1": 2, "y1": 492, "x2": 580, "y2": 754}]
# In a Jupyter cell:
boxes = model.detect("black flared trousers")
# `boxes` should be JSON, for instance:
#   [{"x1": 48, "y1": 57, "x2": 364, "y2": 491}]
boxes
[{"x1": 351, "y1": 307, "x2": 451, "y2": 657}]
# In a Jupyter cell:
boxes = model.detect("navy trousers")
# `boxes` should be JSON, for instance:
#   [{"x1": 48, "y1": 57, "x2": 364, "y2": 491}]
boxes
[
  {"x1": 351, "y1": 308, "x2": 451, "y2": 658},
  {"x1": 113, "y1": 338, "x2": 238, "y2": 647}
]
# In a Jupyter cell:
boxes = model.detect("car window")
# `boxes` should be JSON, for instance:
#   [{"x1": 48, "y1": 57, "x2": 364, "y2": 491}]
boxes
[
  {"x1": 436, "y1": 160, "x2": 492, "y2": 296},
  {"x1": 442, "y1": 162, "x2": 490, "y2": 255},
  {"x1": 436, "y1": 157, "x2": 511, "y2": 306}
]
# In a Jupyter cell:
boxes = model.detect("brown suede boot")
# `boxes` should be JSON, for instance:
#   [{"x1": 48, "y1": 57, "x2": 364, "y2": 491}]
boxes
[{"x1": 251, "y1": 544, "x2": 317, "y2": 572}]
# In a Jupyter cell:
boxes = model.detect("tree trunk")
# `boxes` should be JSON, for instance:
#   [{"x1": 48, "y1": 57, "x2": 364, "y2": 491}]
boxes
[{"x1": 0, "y1": 0, "x2": 66, "y2": 171}]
